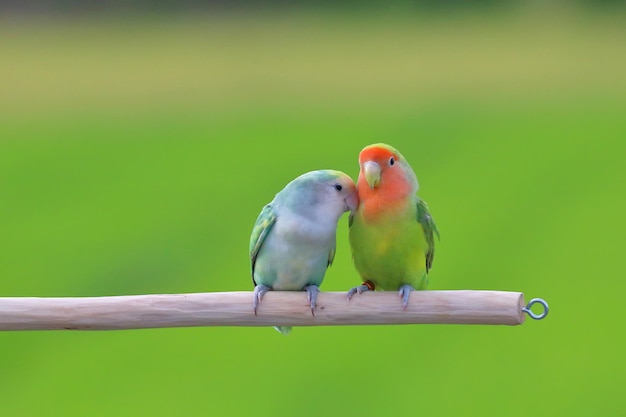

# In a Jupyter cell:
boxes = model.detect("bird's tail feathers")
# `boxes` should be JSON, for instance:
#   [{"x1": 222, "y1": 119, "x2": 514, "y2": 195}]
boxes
[{"x1": 273, "y1": 326, "x2": 292, "y2": 335}]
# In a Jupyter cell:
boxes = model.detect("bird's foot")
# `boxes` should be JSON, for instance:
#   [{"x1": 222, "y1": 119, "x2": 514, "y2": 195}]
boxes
[
  {"x1": 304, "y1": 285, "x2": 320, "y2": 316},
  {"x1": 253, "y1": 284, "x2": 271, "y2": 315},
  {"x1": 346, "y1": 280, "x2": 376, "y2": 301},
  {"x1": 398, "y1": 284, "x2": 415, "y2": 309}
]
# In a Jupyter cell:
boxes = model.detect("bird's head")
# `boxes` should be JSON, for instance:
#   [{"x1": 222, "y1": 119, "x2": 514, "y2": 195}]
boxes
[
  {"x1": 283, "y1": 170, "x2": 358, "y2": 222},
  {"x1": 324, "y1": 170, "x2": 359, "y2": 215},
  {"x1": 357, "y1": 143, "x2": 418, "y2": 200}
]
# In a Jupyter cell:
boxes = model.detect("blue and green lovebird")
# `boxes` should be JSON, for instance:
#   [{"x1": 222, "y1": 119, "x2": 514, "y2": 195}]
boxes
[
  {"x1": 348, "y1": 143, "x2": 440, "y2": 308},
  {"x1": 250, "y1": 170, "x2": 358, "y2": 334}
]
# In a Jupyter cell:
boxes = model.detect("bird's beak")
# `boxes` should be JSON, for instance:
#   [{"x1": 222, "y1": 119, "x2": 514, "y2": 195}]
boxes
[
  {"x1": 363, "y1": 161, "x2": 381, "y2": 189},
  {"x1": 345, "y1": 191, "x2": 359, "y2": 214}
]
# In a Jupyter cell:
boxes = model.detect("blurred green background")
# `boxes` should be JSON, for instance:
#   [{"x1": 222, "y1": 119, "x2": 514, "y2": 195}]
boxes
[{"x1": 1, "y1": 2, "x2": 625, "y2": 416}]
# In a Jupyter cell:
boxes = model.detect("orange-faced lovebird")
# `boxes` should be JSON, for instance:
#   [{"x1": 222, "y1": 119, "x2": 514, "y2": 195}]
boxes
[{"x1": 347, "y1": 144, "x2": 440, "y2": 308}]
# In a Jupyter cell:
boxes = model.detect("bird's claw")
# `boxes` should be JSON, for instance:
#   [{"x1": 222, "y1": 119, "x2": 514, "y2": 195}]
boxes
[
  {"x1": 398, "y1": 284, "x2": 415, "y2": 309},
  {"x1": 304, "y1": 285, "x2": 320, "y2": 316},
  {"x1": 346, "y1": 284, "x2": 372, "y2": 301},
  {"x1": 253, "y1": 284, "x2": 271, "y2": 315}
]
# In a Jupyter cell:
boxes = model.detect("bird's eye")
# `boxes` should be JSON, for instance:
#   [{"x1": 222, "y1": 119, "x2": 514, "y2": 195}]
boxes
[
  {"x1": 334, "y1": 184, "x2": 343, "y2": 192},
  {"x1": 389, "y1": 157, "x2": 395, "y2": 166}
]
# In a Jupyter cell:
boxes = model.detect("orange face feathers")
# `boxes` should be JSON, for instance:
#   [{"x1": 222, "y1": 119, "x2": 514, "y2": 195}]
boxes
[
  {"x1": 356, "y1": 144, "x2": 418, "y2": 220},
  {"x1": 358, "y1": 144, "x2": 401, "y2": 166}
]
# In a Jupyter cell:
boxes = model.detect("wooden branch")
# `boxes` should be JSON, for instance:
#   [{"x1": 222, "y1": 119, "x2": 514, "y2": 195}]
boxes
[{"x1": 0, "y1": 290, "x2": 526, "y2": 331}]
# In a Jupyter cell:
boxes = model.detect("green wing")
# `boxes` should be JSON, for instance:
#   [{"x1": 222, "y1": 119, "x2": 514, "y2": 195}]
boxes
[
  {"x1": 416, "y1": 197, "x2": 440, "y2": 272},
  {"x1": 249, "y1": 204, "x2": 277, "y2": 284}
]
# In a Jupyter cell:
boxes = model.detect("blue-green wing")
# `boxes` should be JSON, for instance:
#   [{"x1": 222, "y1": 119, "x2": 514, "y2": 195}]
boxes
[
  {"x1": 416, "y1": 197, "x2": 440, "y2": 272},
  {"x1": 249, "y1": 204, "x2": 277, "y2": 284}
]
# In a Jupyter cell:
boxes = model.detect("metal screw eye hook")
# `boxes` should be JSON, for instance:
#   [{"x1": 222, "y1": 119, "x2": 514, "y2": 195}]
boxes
[{"x1": 522, "y1": 298, "x2": 549, "y2": 320}]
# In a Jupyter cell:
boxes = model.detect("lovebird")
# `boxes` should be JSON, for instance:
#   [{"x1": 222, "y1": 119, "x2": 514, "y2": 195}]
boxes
[
  {"x1": 347, "y1": 143, "x2": 440, "y2": 308},
  {"x1": 250, "y1": 170, "x2": 358, "y2": 334}
]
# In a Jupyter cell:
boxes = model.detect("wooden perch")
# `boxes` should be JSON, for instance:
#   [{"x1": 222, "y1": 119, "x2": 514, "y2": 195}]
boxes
[{"x1": 0, "y1": 290, "x2": 531, "y2": 331}]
